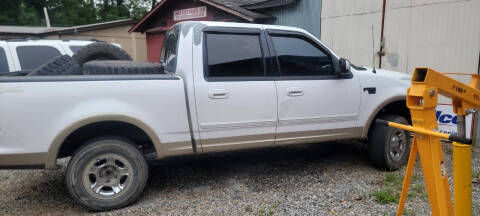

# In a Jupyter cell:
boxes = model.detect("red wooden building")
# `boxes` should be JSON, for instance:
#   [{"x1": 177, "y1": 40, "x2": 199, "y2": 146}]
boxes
[{"x1": 129, "y1": 0, "x2": 295, "y2": 62}]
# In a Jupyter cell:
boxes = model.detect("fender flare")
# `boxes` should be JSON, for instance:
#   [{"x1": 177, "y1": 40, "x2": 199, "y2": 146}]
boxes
[
  {"x1": 361, "y1": 96, "x2": 407, "y2": 138},
  {"x1": 45, "y1": 114, "x2": 162, "y2": 169}
]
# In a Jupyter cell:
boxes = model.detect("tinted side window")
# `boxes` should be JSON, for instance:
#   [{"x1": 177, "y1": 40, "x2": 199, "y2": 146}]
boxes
[
  {"x1": 271, "y1": 36, "x2": 334, "y2": 76},
  {"x1": 17, "y1": 46, "x2": 61, "y2": 70},
  {"x1": 206, "y1": 33, "x2": 264, "y2": 78},
  {"x1": 69, "y1": 45, "x2": 84, "y2": 53},
  {"x1": 0, "y1": 47, "x2": 9, "y2": 73}
]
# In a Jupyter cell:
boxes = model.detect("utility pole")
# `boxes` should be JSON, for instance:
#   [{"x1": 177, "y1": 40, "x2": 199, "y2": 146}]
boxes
[{"x1": 43, "y1": 7, "x2": 51, "y2": 28}]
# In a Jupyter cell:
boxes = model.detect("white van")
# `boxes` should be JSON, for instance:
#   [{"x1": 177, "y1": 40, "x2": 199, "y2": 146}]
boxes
[{"x1": 0, "y1": 39, "x2": 119, "y2": 73}]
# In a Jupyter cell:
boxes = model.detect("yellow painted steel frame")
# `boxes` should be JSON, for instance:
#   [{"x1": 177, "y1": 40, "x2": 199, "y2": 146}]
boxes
[{"x1": 392, "y1": 68, "x2": 480, "y2": 216}]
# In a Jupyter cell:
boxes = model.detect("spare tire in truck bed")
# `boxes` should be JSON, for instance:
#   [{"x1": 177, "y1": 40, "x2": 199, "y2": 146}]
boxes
[
  {"x1": 82, "y1": 61, "x2": 164, "y2": 75},
  {"x1": 72, "y1": 42, "x2": 132, "y2": 65},
  {"x1": 28, "y1": 55, "x2": 81, "y2": 76}
]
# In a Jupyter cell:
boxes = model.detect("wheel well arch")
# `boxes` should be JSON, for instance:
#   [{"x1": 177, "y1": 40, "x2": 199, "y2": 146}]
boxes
[
  {"x1": 46, "y1": 115, "x2": 162, "y2": 169},
  {"x1": 363, "y1": 99, "x2": 411, "y2": 138}
]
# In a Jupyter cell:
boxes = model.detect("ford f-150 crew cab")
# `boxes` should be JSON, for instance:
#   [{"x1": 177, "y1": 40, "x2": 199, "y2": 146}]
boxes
[{"x1": 0, "y1": 21, "x2": 412, "y2": 211}]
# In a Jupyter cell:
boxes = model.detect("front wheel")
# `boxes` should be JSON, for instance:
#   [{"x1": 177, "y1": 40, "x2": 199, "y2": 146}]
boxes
[
  {"x1": 66, "y1": 137, "x2": 148, "y2": 211},
  {"x1": 368, "y1": 115, "x2": 411, "y2": 171}
]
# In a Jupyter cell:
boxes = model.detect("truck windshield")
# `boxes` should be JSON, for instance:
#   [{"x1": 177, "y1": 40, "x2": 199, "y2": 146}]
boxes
[{"x1": 160, "y1": 26, "x2": 180, "y2": 73}]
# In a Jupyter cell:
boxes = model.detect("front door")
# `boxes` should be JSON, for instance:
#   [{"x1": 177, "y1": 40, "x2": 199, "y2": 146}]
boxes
[
  {"x1": 193, "y1": 28, "x2": 277, "y2": 152},
  {"x1": 267, "y1": 32, "x2": 362, "y2": 145}
]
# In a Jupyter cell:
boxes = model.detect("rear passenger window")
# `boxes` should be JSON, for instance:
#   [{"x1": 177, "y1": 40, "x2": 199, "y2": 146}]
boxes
[
  {"x1": 0, "y1": 47, "x2": 9, "y2": 73},
  {"x1": 17, "y1": 46, "x2": 61, "y2": 70},
  {"x1": 271, "y1": 36, "x2": 334, "y2": 76},
  {"x1": 205, "y1": 33, "x2": 264, "y2": 78},
  {"x1": 161, "y1": 27, "x2": 179, "y2": 72},
  {"x1": 69, "y1": 45, "x2": 84, "y2": 53}
]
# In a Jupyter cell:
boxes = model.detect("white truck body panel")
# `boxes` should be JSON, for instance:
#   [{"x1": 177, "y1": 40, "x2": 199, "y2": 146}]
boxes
[{"x1": 0, "y1": 77, "x2": 192, "y2": 156}]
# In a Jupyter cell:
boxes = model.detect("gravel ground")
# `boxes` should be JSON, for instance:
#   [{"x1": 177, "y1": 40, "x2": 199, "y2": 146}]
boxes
[{"x1": 0, "y1": 141, "x2": 479, "y2": 216}]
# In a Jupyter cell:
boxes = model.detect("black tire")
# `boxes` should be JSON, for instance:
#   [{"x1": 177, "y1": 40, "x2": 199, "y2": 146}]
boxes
[
  {"x1": 27, "y1": 55, "x2": 81, "y2": 76},
  {"x1": 82, "y1": 61, "x2": 164, "y2": 75},
  {"x1": 66, "y1": 137, "x2": 148, "y2": 211},
  {"x1": 368, "y1": 115, "x2": 411, "y2": 171},
  {"x1": 72, "y1": 42, "x2": 132, "y2": 65}
]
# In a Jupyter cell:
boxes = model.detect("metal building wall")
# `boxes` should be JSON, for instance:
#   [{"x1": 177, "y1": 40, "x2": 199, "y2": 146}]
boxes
[
  {"x1": 264, "y1": 0, "x2": 322, "y2": 39},
  {"x1": 321, "y1": 0, "x2": 480, "y2": 76}
]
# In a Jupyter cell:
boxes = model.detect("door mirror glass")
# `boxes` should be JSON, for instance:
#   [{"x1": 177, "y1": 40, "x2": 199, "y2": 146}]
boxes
[{"x1": 339, "y1": 58, "x2": 351, "y2": 75}]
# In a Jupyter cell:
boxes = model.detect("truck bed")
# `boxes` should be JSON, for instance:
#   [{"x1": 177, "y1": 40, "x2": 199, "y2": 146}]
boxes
[{"x1": 0, "y1": 74, "x2": 193, "y2": 168}]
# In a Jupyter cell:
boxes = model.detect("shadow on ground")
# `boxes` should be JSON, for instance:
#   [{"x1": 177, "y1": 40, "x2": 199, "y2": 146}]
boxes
[{"x1": 0, "y1": 141, "x2": 373, "y2": 215}]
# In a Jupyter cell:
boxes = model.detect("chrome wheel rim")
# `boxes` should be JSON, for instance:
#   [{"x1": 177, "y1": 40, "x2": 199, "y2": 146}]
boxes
[
  {"x1": 389, "y1": 129, "x2": 407, "y2": 162},
  {"x1": 82, "y1": 153, "x2": 134, "y2": 199}
]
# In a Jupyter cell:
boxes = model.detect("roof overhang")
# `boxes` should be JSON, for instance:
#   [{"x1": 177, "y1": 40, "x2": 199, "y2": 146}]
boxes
[
  {"x1": 129, "y1": 0, "x2": 274, "y2": 33},
  {"x1": 243, "y1": 0, "x2": 297, "y2": 10},
  {"x1": 44, "y1": 19, "x2": 137, "y2": 36}
]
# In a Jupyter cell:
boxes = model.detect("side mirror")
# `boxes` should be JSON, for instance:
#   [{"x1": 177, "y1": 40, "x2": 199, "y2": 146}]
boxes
[{"x1": 338, "y1": 58, "x2": 351, "y2": 75}]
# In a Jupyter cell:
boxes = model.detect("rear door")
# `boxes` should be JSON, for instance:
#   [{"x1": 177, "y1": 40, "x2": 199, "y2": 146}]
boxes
[
  {"x1": 193, "y1": 27, "x2": 278, "y2": 152},
  {"x1": 266, "y1": 30, "x2": 362, "y2": 145}
]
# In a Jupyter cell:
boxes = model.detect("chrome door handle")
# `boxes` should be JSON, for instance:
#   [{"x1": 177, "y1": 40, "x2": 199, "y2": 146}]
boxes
[
  {"x1": 287, "y1": 87, "x2": 304, "y2": 97},
  {"x1": 208, "y1": 89, "x2": 229, "y2": 99}
]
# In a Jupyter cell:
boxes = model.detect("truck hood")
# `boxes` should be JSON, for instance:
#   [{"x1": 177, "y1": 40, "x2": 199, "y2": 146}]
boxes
[
  {"x1": 358, "y1": 68, "x2": 412, "y2": 85},
  {"x1": 362, "y1": 67, "x2": 412, "y2": 81},
  {"x1": 355, "y1": 67, "x2": 412, "y2": 91}
]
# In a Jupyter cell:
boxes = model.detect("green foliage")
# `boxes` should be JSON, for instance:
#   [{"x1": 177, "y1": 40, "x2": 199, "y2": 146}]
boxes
[{"x1": 0, "y1": 0, "x2": 156, "y2": 27}]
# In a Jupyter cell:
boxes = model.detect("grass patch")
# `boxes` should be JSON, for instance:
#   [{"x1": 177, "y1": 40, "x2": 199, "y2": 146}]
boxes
[
  {"x1": 372, "y1": 172, "x2": 427, "y2": 204},
  {"x1": 384, "y1": 173, "x2": 403, "y2": 187},
  {"x1": 249, "y1": 202, "x2": 279, "y2": 216},
  {"x1": 403, "y1": 208, "x2": 417, "y2": 216},
  {"x1": 372, "y1": 187, "x2": 399, "y2": 204},
  {"x1": 473, "y1": 171, "x2": 480, "y2": 179}
]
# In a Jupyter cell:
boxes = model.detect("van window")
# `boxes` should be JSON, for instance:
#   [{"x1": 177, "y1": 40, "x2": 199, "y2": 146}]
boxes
[
  {"x1": 205, "y1": 33, "x2": 264, "y2": 78},
  {"x1": 0, "y1": 47, "x2": 9, "y2": 73},
  {"x1": 69, "y1": 45, "x2": 84, "y2": 53},
  {"x1": 17, "y1": 46, "x2": 61, "y2": 70}
]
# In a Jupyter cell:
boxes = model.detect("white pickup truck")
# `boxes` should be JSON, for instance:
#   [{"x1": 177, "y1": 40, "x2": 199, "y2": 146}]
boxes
[{"x1": 0, "y1": 21, "x2": 412, "y2": 211}]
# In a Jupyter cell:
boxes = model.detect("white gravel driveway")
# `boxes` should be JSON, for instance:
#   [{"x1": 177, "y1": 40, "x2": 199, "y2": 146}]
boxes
[{"x1": 1, "y1": 141, "x2": 479, "y2": 215}]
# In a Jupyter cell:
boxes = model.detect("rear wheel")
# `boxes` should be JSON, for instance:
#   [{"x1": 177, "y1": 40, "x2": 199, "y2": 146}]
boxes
[
  {"x1": 368, "y1": 115, "x2": 411, "y2": 171},
  {"x1": 66, "y1": 137, "x2": 148, "y2": 211}
]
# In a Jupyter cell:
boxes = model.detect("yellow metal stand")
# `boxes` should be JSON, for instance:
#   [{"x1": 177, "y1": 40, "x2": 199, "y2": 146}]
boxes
[
  {"x1": 379, "y1": 68, "x2": 479, "y2": 216},
  {"x1": 453, "y1": 142, "x2": 472, "y2": 216}
]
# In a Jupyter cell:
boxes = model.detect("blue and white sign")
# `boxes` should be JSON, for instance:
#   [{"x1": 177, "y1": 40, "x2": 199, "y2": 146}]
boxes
[{"x1": 436, "y1": 104, "x2": 473, "y2": 138}]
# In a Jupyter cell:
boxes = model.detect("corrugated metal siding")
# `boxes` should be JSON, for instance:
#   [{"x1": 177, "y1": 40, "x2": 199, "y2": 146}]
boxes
[
  {"x1": 321, "y1": 0, "x2": 480, "y2": 76},
  {"x1": 264, "y1": 0, "x2": 322, "y2": 39}
]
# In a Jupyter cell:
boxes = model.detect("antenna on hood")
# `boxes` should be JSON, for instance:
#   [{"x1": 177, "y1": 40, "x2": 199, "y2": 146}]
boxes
[{"x1": 371, "y1": 25, "x2": 377, "y2": 74}]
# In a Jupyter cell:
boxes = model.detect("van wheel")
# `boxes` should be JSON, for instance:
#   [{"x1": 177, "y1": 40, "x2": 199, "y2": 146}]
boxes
[
  {"x1": 72, "y1": 42, "x2": 132, "y2": 66},
  {"x1": 66, "y1": 137, "x2": 148, "y2": 211},
  {"x1": 368, "y1": 115, "x2": 411, "y2": 171}
]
